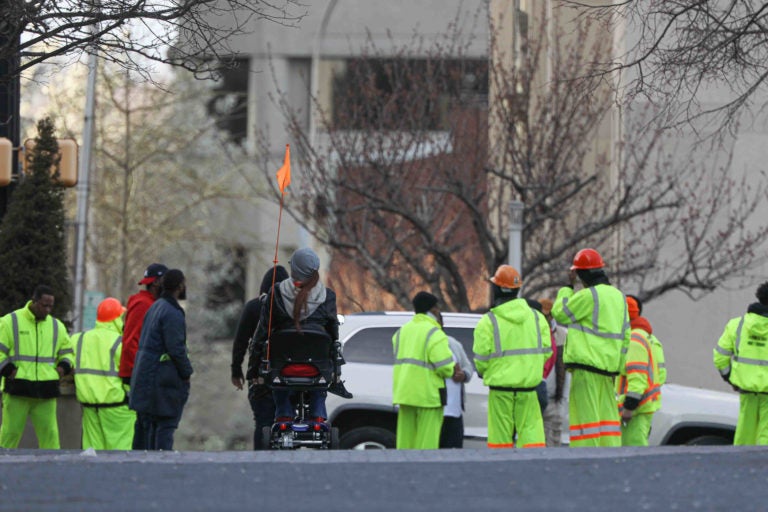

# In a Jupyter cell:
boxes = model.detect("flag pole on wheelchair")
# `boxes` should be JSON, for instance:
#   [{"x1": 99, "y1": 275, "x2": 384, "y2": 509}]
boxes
[{"x1": 267, "y1": 144, "x2": 291, "y2": 363}]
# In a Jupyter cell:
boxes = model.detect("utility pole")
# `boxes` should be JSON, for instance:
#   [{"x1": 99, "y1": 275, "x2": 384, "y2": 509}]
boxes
[
  {"x1": 508, "y1": 200, "x2": 524, "y2": 271},
  {"x1": 72, "y1": 29, "x2": 99, "y2": 332}
]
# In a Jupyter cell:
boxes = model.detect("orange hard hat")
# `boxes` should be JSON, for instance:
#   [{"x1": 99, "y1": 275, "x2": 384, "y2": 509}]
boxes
[
  {"x1": 97, "y1": 297, "x2": 126, "y2": 323},
  {"x1": 626, "y1": 295, "x2": 641, "y2": 320},
  {"x1": 490, "y1": 265, "x2": 522, "y2": 289},
  {"x1": 570, "y1": 248, "x2": 605, "y2": 270}
]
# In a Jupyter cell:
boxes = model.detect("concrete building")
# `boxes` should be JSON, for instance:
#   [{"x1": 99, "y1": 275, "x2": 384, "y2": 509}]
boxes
[{"x1": 208, "y1": 0, "x2": 489, "y2": 297}]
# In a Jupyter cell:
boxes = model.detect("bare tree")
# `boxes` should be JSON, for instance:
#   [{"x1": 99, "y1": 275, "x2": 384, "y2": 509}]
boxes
[
  {"x1": 30, "y1": 62, "x2": 261, "y2": 301},
  {"x1": 566, "y1": 0, "x2": 768, "y2": 133},
  {"x1": 1, "y1": 0, "x2": 303, "y2": 80},
  {"x1": 259, "y1": 6, "x2": 768, "y2": 312}
]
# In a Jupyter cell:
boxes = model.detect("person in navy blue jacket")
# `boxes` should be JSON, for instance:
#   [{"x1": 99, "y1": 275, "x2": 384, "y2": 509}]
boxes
[{"x1": 129, "y1": 269, "x2": 193, "y2": 450}]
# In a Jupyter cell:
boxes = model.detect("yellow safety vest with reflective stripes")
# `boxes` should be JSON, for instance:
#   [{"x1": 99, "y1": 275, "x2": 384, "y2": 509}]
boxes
[
  {"x1": 617, "y1": 328, "x2": 661, "y2": 414},
  {"x1": 73, "y1": 320, "x2": 127, "y2": 406},
  {"x1": 714, "y1": 311, "x2": 768, "y2": 392},
  {"x1": 552, "y1": 284, "x2": 630, "y2": 375},
  {"x1": 651, "y1": 333, "x2": 666, "y2": 387},
  {"x1": 0, "y1": 302, "x2": 73, "y2": 386},
  {"x1": 472, "y1": 298, "x2": 551, "y2": 389},
  {"x1": 392, "y1": 314, "x2": 455, "y2": 408}
]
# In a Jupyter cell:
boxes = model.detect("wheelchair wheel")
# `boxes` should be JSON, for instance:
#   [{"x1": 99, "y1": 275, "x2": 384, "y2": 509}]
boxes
[
  {"x1": 330, "y1": 427, "x2": 340, "y2": 450},
  {"x1": 262, "y1": 426, "x2": 273, "y2": 450}
]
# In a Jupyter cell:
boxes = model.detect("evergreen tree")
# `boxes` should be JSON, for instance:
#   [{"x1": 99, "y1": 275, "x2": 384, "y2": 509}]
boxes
[{"x1": 0, "y1": 117, "x2": 72, "y2": 320}]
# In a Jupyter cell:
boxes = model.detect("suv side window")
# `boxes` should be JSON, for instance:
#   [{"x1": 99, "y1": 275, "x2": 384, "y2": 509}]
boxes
[
  {"x1": 343, "y1": 326, "x2": 476, "y2": 364},
  {"x1": 342, "y1": 327, "x2": 398, "y2": 364}
]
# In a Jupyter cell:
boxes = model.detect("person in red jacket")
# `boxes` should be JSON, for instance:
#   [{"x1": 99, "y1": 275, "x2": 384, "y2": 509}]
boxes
[{"x1": 118, "y1": 263, "x2": 167, "y2": 450}]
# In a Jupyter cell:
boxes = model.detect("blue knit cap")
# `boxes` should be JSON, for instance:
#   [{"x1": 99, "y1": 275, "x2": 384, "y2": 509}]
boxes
[{"x1": 290, "y1": 247, "x2": 320, "y2": 281}]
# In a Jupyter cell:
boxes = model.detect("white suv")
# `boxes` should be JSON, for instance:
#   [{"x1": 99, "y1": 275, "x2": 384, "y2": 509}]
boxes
[{"x1": 326, "y1": 312, "x2": 740, "y2": 449}]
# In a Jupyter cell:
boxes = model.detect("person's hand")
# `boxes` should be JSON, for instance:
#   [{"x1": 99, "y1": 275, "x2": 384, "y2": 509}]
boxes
[
  {"x1": 451, "y1": 363, "x2": 465, "y2": 383},
  {"x1": 231, "y1": 376, "x2": 244, "y2": 390},
  {"x1": 9, "y1": 368, "x2": 17, "y2": 379},
  {"x1": 56, "y1": 366, "x2": 64, "y2": 378},
  {"x1": 620, "y1": 407, "x2": 633, "y2": 422}
]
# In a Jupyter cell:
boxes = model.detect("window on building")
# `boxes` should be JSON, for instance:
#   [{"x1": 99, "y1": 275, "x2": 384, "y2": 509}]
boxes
[
  {"x1": 330, "y1": 58, "x2": 488, "y2": 131},
  {"x1": 207, "y1": 58, "x2": 249, "y2": 145}
]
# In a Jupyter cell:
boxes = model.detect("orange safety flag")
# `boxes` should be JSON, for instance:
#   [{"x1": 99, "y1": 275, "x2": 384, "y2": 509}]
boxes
[{"x1": 276, "y1": 144, "x2": 291, "y2": 194}]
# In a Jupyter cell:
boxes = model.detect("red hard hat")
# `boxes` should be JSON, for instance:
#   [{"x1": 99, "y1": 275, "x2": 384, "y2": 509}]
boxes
[
  {"x1": 570, "y1": 248, "x2": 605, "y2": 270},
  {"x1": 627, "y1": 296, "x2": 640, "y2": 320},
  {"x1": 97, "y1": 297, "x2": 126, "y2": 323},
  {"x1": 490, "y1": 265, "x2": 522, "y2": 289}
]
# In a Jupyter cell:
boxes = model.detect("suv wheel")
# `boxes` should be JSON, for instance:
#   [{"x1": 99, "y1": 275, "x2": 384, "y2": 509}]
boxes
[{"x1": 340, "y1": 426, "x2": 396, "y2": 450}]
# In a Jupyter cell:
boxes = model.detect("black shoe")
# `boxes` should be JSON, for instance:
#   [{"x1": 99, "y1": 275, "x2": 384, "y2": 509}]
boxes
[{"x1": 328, "y1": 380, "x2": 353, "y2": 399}]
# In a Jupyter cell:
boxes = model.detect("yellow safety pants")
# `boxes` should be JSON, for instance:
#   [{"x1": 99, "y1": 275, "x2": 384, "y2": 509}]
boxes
[
  {"x1": 396, "y1": 405, "x2": 443, "y2": 450},
  {"x1": 734, "y1": 393, "x2": 768, "y2": 445},
  {"x1": 487, "y1": 389, "x2": 545, "y2": 448},
  {"x1": 82, "y1": 405, "x2": 136, "y2": 450},
  {"x1": 568, "y1": 370, "x2": 621, "y2": 447},
  {"x1": 621, "y1": 411, "x2": 653, "y2": 446},
  {"x1": 0, "y1": 393, "x2": 60, "y2": 449}
]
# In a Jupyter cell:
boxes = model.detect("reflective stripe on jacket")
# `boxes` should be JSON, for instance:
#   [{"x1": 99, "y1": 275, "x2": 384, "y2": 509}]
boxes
[
  {"x1": 73, "y1": 320, "x2": 127, "y2": 406},
  {"x1": 552, "y1": 284, "x2": 630, "y2": 375},
  {"x1": 714, "y1": 311, "x2": 768, "y2": 392},
  {"x1": 0, "y1": 302, "x2": 73, "y2": 397},
  {"x1": 617, "y1": 328, "x2": 660, "y2": 414},
  {"x1": 392, "y1": 314, "x2": 454, "y2": 407},
  {"x1": 473, "y1": 298, "x2": 551, "y2": 388}
]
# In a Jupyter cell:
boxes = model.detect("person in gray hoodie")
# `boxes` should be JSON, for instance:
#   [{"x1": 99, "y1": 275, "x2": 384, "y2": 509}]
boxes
[{"x1": 253, "y1": 248, "x2": 351, "y2": 423}]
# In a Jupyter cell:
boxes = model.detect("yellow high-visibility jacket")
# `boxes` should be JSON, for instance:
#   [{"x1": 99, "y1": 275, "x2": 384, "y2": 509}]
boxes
[
  {"x1": 73, "y1": 319, "x2": 127, "y2": 406},
  {"x1": 473, "y1": 298, "x2": 551, "y2": 389},
  {"x1": 552, "y1": 284, "x2": 630, "y2": 375},
  {"x1": 617, "y1": 325, "x2": 661, "y2": 414},
  {"x1": 714, "y1": 308, "x2": 768, "y2": 392},
  {"x1": 392, "y1": 314, "x2": 454, "y2": 408},
  {"x1": 651, "y1": 333, "x2": 666, "y2": 387},
  {"x1": 0, "y1": 302, "x2": 73, "y2": 398}
]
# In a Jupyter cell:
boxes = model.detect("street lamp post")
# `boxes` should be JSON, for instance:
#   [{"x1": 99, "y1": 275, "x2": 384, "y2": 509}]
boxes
[
  {"x1": 508, "y1": 200, "x2": 524, "y2": 272},
  {"x1": 72, "y1": 31, "x2": 99, "y2": 332}
]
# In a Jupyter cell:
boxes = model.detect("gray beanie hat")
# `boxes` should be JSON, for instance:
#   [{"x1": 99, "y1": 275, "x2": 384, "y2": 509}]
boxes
[{"x1": 290, "y1": 247, "x2": 320, "y2": 281}]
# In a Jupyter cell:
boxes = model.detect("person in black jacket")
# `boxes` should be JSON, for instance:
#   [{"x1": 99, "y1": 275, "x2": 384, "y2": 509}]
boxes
[
  {"x1": 231, "y1": 265, "x2": 288, "y2": 450},
  {"x1": 254, "y1": 247, "x2": 350, "y2": 424}
]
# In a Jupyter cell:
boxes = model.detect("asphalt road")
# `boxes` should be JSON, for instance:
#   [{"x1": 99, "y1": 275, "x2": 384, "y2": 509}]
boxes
[{"x1": 0, "y1": 446, "x2": 765, "y2": 511}]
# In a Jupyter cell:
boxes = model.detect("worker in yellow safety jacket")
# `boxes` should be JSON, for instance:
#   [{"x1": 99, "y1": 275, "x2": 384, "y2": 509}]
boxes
[
  {"x1": 713, "y1": 281, "x2": 768, "y2": 445},
  {"x1": 392, "y1": 291, "x2": 456, "y2": 449},
  {"x1": 617, "y1": 295, "x2": 663, "y2": 446},
  {"x1": 72, "y1": 297, "x2": 136, "y2": 450},
  {"x1": 473, "y1": 265, "x2": 551, "y2": 448},
  {"x1": 551, "y1": 249, "x2": 630, "y2": 447},
  {"x1": 0, "y1": 285, "x2": 74, "y2": 449}
]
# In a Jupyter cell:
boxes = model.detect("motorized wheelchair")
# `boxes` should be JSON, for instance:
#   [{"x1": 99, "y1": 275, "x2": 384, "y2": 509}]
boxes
[{"x1": 259, "y1": 327, "x2": 340, "y2": 450}]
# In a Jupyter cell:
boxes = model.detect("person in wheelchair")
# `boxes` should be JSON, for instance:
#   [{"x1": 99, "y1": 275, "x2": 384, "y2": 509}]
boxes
[{"x1": 253, "y1": 247, "x2": 352, "y2": 426}]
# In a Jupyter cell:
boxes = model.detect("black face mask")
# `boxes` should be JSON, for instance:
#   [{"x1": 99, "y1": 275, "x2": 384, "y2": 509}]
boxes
[{"x1": 178, "y1": 285, "x2": 187, "y2": 301}]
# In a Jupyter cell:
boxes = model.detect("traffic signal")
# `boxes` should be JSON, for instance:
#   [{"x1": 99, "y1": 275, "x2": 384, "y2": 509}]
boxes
[
  {"x1": 0, "y1": 138, "x2": 11, "y2": 187},
  {"x1": 22, "y1": 138, "x2": 78, "y2": 187}
]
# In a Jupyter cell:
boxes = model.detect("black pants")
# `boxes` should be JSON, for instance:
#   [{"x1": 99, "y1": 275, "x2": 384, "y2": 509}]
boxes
[
  {"x1": 439, "y1": 415, "x2": 464, "y2": 449},
  {"x1": 248, "y1": 383, "x2": 276, "y2": 450}
]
